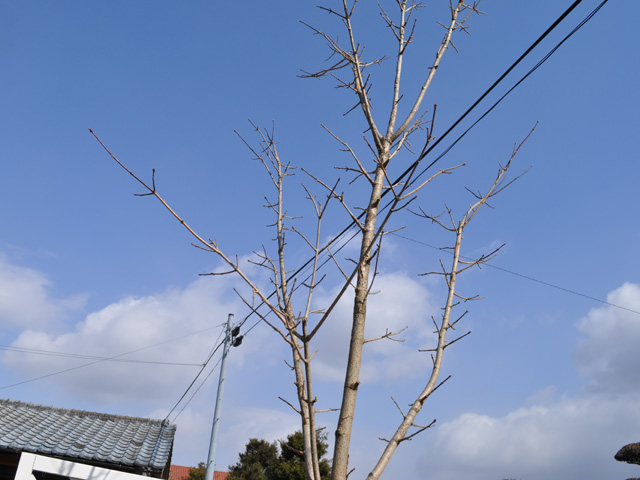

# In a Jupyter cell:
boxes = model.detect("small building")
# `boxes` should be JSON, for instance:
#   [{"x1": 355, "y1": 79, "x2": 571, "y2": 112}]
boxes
[{"x1": 0, "y1": 399, "x2": 176, "y2": 480}]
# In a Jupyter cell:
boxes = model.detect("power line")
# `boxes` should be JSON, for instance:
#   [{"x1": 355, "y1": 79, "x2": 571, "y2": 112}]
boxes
[
  {"x1": 413, "y1": 0, "x2": 609, "y2": 180},
  {"x1": 0, "y1": 325, "x2": 222, "y2": 390},
  {"x1": 0, "y1": 345, "x2": 203, "y2": 366},
  {"x1": 236, "y1": 220, "x2": 361, "y2": 332},
  {"x1": 104, "y1": 2, "x2": 618, "y2": 422},
  {"x1": 410, "y1": 0, "x2": 588, "y2": 170},
  {"x1": 164, "y1": 326, "x2": 227, "y2": 421},
  {"x1": 38, "y1": 1, "x2": 606, "y2": 416},
  {"x1": 235, "y1": 0, "x2": 608, "y2": 335},
  {"x1": 171, "y1": 355, "x2": 224, "y2": 423},
  {"x1": 391, "y1": 232, "x2": 640, "y2": 316}
]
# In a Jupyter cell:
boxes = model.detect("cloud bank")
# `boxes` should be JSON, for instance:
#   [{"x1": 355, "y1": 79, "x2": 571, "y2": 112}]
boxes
[
  {"x1": 0, "y1": 254, "x2": 86, "y2": 332},
  {"x1": 415, "y1": 282, "x2": 640, "y2": 480},
  {"x1": 312, "y1": 271, "x2": 439, "y2": 383},
  {"x1": 2, "y1": 251, "x2": 640, "y2": 478}
]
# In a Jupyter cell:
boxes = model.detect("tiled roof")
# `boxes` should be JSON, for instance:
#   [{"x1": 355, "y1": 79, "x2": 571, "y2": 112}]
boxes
[
  {"x1": 170, "y1": 465, "x2": 228, "y2": 480},
  {"x1": 0, "y1": 399, "x2": 176, "y2": 473},
  {"x1": 170, "y1": 464, "x2": 192, "y2": 480}
]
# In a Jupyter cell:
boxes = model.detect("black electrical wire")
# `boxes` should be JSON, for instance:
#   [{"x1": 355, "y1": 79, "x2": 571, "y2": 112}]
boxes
[
  {"x1": 159, "y1": 2, "x2": 613, "y2": 422},
  {"x1": 0, "y1": 324, "x2": 223, "y2": 391},
  {"x1": 2, "y1": 2, "x2": 595, "y2": 407},
  {"x1": 410, "y1": 0, "x2": 588, "y2": 169},
  {"x1": 0, "y1": 345, "x2": 203, "y2": 366},
  {"x1": 235, "y1": 0, "x2": 606, "y2": 334},
  {"x1": 164, "y1": 325, "x2": 226, "y2": 421},
  {"x1": 162, "y1": 1, "x2": 615, "y2": 424},
  {"x1": 391, "y1": 232, "x2": 640, "y2": 317},
  {"x1": 413, "y1": 0, "x2": 609, "y2": 181},
  {"x1": 171, "y1": 355, "x2": 224, "y2": 423}
]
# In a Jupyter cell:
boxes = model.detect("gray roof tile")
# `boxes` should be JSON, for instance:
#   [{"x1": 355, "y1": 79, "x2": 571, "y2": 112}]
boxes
[{"x1": 0, "y1": 399, "x2": 176, "y2": 473}]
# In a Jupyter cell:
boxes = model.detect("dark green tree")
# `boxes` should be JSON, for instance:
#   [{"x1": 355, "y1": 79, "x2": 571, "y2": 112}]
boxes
[
  {"x1": 228, "y1": 431, "x2": 330, "y2": 480},
  {"x1": 273, "y1": 431, "x2": 330, "y2": 480},
  {"x1": 227, "y1": 438, "x2": 280, "y2": 480},
  {"x1": 187, "y1": 463, "x2": 206, "y2": 480}
]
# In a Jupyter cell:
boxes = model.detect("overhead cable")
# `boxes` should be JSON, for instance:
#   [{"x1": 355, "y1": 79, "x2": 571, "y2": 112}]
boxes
[
  {"x1": 171, "y1": 355, "x2": 224, "y2": 423},
  {"x1": 134, "y1": 2, "x2": 614, "y2": 419},
  {"x1": 391, "y1": 232, "x2": 640, "y2": 317},
  {"x1": 164, "y1": 326, "x2": 226, "y2": 421},
  {"x1": 413, "y1": 0, "x2": 609, "y2": 180},
  {"x1": 235, "y1": 0, "x2": 608, "y2": 333},
  {"x1": 0, "y1": 325, "x2": 223, "y2": 390},
  {"x1": 0, "y1": 345, "x2": 203, "y2": 366}
]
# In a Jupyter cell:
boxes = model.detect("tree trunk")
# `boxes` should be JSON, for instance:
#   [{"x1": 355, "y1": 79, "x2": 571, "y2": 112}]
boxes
[{"x1": 331, "y1": 147, "x2": 390, "y2": 480}]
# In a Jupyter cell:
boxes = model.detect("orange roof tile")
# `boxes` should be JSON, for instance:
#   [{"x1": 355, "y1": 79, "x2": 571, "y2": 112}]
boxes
[
  {"x1": 170, "y1": 465, "x2": 191, "y2": 480},
  {"x1": 170, "y1": 465, "x2": 228, "y2": 480}
]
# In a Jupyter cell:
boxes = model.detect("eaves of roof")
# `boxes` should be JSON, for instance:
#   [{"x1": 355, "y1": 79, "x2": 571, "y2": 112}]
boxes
[{"x1": 0, "y1": 399, "x2": 176, "y2": 474}]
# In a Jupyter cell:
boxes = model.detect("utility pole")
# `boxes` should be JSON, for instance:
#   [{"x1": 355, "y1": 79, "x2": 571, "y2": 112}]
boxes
[{"x1": 205, "y1": 313, "x2": 242, "y2": 480}]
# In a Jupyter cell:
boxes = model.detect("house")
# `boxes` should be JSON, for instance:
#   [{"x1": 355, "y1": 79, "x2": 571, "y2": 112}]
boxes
[
  {"x1": 169, "y1": 464, "x2": 228, "y2": 480},
  {"x1": 0, "y1": 399, "x2": 176, "y2": 480}
]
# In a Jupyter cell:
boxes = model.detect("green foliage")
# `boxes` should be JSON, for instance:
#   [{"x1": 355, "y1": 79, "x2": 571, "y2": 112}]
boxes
[
  {"x1": 187, "y1": 462, "x2": 206, "y2": 480},
  {"x1": 228, "y1": 431, "x2": 330, "y2": 480},
  {"x1": 228, "y1": 438, "x2": 280, "y2": 480}
]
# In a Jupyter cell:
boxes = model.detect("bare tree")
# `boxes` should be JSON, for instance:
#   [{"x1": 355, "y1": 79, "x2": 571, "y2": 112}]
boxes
[{"x1": 90, "y1": 2, "x2": 532, "y2": 480}]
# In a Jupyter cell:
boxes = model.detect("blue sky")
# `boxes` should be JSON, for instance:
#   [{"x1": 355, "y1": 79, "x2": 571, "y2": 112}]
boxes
[{"x1": 1, "y1": 1, "x2": 639, "y2": 479}]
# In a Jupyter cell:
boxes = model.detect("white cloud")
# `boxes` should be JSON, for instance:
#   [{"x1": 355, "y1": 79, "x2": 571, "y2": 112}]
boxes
[
  {"x1": 2, "y1": 276, "x2": 245, "y2": 404},
  {"x1": 311, "y1": 271, "x2": 440, "y2": 383},
  {"x1": 423, "y1": 393, "x2": 640, "y2": 480},
  {"x1": 405, "y1": 282, "x2": 640, "y2": 480},
  {"x1": 222, "y1": 407, "x2": 301, "y2": 454},
  {"x1": 142, "y1": 269, "x2": 448, "y2": 470},
  {"x1": 0, "y1": 253, "x2": 86, "y2": 331},
  {"x1": 525, "y1": 384, "x2": 557, "y2": 405},
  {"x1": 146, "y1": 402, "x2": 301, "y2": 470},
  {"x1": 0, "y1": 254, "x2": 302, "y2": 473},
  {"x1": 9, "y1": 259, "x2": 639, "y2": 480},
  {"x1": 574, "y1": 282, "x2": 640, "y2": 393}
]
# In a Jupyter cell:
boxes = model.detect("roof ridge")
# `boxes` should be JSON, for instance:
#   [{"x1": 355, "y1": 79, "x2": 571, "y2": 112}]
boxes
[{"x1": 0, "y1": 398, "x2": 175, "y2": 427}]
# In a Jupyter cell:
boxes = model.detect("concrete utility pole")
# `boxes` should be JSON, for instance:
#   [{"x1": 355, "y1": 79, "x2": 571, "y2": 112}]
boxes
[{"x1": 205, "y1": 313, "x2": 242, "y2": 480}]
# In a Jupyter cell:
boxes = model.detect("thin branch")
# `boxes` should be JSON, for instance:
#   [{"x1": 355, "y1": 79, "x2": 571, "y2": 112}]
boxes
[
  {"x1": 279, "y1": 396, "x2": 302, "y2": 415},
  {"x1": 89, "y1": 129, "x2": 285, "y2": 324},
  {"x1": 391, "y1": 396, "x2": 406, "y2": 419},
  {"x1": 396, "y1": 419, "x2": 437, "y2": 443},
  {"x1": 363, "y1": 326, "x2": 408, "y2": 344},
  {"x1": 390, "y1": 1, "x2": 467, "y2": 143}
]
